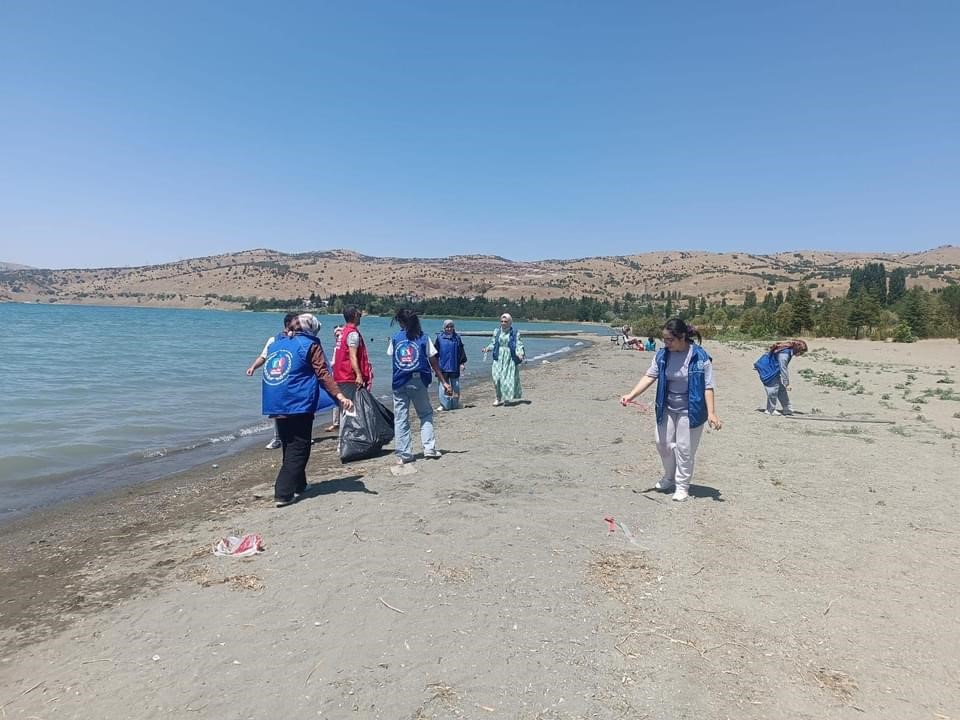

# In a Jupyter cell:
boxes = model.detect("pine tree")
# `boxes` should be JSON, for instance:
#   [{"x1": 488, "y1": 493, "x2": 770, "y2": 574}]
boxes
[
  {"x1": 792, "y1": 283, "x2": 813, "y2": 333},
  {"x1": 887, "y1": 268, "x2": 907, "y2": 306},
  {"x1": 775, "y1": 290, "x2": 784, "y2": 307},
  {"x1": 665, "y1": 297, "x2": 673, "y2": 318},
  {"x1": 743, "y1": 291, "x2": 757, "y2": 308},
  {"x1": 698, "y1": 296, "x2": 707, "y2": 316}
]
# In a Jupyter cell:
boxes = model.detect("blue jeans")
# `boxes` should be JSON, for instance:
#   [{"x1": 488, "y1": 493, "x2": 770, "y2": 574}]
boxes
[
  {"x1": 393, "y1": 376, "x2": 436, "y2": 461},
  {"x1": 438, "y1": 374, "x2": 461, "y2": 410}
]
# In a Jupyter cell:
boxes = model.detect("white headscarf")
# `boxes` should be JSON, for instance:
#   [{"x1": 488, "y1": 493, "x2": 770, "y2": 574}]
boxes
[
  {"x1": 500, "y1": 313, "x2": 513, "y2": 327},
  {"x1": 297, "y1": 313, "x2": 321, "y2": 336}
]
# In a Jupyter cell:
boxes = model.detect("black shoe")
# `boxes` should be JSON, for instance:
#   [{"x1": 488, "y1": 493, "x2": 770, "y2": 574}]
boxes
[{"x1": 275, "y1": 496, "x2": 295, "y2": 508}]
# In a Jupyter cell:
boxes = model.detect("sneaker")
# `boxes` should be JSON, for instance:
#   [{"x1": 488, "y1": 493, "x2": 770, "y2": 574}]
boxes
[
  {"x1": 436, "y1": 406, "x2": 445, "y2": 412},
  {"x1": 265, "y1": 438, "x2": 282, "y2": 449},
  {"x1": 275, "y1": 496, "x2": 295, "y2": 508},
  {"x1": 423, "y1": 449, "x2": 441, "y2": 459},
  {"x1": 654, "y1": 478, "x2": 675, "y2": 492},
  {"x1": 396, "y1": 456, "x2": 414, "y2": 465},
  {"x1": 493, "y1": 400, "x2": 503, "y2": 406},
  {"x1": 672, "y1": 487, "x2": 690, "y2": 502},
  {"x1": 765, "y1": 409, "x2": 782, "y2": 416}
]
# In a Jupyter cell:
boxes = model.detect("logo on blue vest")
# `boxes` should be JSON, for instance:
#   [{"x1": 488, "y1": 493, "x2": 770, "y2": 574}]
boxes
[
  {"x1": 394, "y1": 339, "x2": 420, "y2": 370},
  {"x1": 263, "y1": 349, "x2": 294, "y2": 385}
]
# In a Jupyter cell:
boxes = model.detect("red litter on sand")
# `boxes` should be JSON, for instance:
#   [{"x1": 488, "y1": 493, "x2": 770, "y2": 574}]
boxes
[
  {"x1": 213, "y1": 534, "x2": 264, "y2": 557},
  {"x1": 603, "y1": 516, "x2": 641, "y2": 545}
]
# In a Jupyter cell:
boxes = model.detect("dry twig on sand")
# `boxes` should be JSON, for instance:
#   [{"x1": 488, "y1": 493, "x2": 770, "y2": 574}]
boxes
[
  {"x1": 0, "y1": 680, "x2": 44, "y2": 712},
  {"x1": 378, "y1": 597, "x2": 406, "y2": 614}
]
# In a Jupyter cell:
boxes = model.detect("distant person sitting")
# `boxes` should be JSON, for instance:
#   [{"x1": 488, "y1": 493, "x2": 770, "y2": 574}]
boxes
[
  {"x1": 644, "y1": 337, "x2": 656, "y2": 351},
  {"x1": 246, "y1": 312, "x2": 298, "y2": 449}
]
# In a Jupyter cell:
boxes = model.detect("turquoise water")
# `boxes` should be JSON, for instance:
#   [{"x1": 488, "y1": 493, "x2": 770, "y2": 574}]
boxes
[{"x1": 0, "y1": 303, "x2": 593, "y2": 517}]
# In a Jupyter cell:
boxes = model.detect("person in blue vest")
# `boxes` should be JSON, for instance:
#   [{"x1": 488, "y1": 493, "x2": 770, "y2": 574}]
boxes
[
  {"x1": 754, "y1": 339, "x2": 807, "y2": 415},
  {"x1": 262, "y1": 313, "x2": 353, "y2": 507},
  {"x1": 481, "y1": 313, "x2": 525, "y2": 405},
  {"x1": 246, "y1": 312, "x2": 298, "y2": 448},
  {"x1": 644, "y1": 337, "x2": 657, "y2": 352},
  {"x1": 619, "y1": 318, "x2": 722, "y2": 502},
  {"x1": 434, "y1": 319, "x2": 468, "y2": 411},
  {"x1": 388, "y1": 309, "x2": 454, "y2": 464}
]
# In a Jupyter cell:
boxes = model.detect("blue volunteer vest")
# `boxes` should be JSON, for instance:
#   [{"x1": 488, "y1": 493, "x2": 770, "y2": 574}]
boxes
[
  {"x1": 753, "y1": 349, "x2": 792, "y2": 385},
  {"x1": 654, "y1": 344, "x2": 711, "y2": 429},
  {"x1": 491, "y1": 327, "x2": 521, "y2": 364},
  {"x1": 435, "y1": 332, "x2": 462, "y2": 375},
  {"x1": 391, "y1": 330, "x2": 433, "y2": 390},
  {"x1": 261, "y1": 334, "x2": 335, "y2": 415}
]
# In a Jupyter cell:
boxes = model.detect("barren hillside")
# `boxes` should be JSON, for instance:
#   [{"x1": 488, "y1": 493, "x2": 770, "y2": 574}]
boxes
[{"x1": 0, "y1": 246, "x2": 957, "y2": 310}]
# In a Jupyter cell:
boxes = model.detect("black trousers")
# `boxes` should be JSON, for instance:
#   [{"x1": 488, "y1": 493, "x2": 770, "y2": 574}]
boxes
[{"x1": 274, "y1": 413, "x2": 315, "y2": 500}]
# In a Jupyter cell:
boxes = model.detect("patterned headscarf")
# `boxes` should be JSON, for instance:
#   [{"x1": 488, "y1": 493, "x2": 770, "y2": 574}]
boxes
[
  {"x1": 499, "y1": 313, "x2": 513, "y2": 327},
  {"x1": 769, "y1": 339, "x2": 807, "y2": 356},
  {"x1": 297, "y1": 313, "x2": 321, "y2": 336}
]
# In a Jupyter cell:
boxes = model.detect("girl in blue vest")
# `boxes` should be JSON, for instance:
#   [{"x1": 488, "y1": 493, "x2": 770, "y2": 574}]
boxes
[
  {"x1": 389, "y1": 309, "x2": 454, "y2": 464},
  {"x1": 620, "y1": 318, "x2": 722, "y2": 502},
  {"x1": 481, "y1": 313, "x2": 525, "y2": 406},
  {"x1": 754, "y1": 339, "x2": 807, "y2": 415},
  {"x1": 435, "y1": 319, "x2": 468, "y2": 411},
  {"x1": 262, "y1": 314, "x2": 353, "y2": 507}
]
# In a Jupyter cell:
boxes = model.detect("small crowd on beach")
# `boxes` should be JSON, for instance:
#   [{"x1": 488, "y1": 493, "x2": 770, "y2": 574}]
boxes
[{"x1": 248, "y1": 309, "x2": 806, "y2": 507}]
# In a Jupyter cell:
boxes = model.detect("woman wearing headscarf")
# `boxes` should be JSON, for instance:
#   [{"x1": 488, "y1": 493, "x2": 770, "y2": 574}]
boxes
[
  {"x1": 620, "y1": 318, "x2": 722, "y2": 502},
  {"x1": 481, "y1": 313, "x2": 525, "y2": 406},
  {"x1": 434, "y1": 319, "x2": 467, "y2": 411},
  {"x1": 262, "y1": 313, "x2": 353, "y2": 507},
  {"x1": 753, "y1": 339, "x2": 808, "y2": 416},
  {"x1": 389, "y1": 309, "x2": 454, "y2": 463}
]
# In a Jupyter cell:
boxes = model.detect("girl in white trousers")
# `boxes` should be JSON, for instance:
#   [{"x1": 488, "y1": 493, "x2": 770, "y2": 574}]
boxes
[{"x1": 621, "y1": 318, "x2": 722, "y2": 502}]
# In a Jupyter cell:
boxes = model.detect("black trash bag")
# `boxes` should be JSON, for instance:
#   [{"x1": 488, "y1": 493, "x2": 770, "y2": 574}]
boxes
[{"x1": 339, "y1": 387, "x2": 395, "y2": 462}]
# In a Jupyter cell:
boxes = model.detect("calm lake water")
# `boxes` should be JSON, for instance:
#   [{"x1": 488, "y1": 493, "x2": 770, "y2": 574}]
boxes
[{"x1": 0, "y1": 303, "x2": 595, "y2": 519}]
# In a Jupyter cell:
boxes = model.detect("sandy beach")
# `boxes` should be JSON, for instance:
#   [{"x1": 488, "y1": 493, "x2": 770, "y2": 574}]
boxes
[{"x1": 2, "y1": 337, "x2": 958, "y2": 719}]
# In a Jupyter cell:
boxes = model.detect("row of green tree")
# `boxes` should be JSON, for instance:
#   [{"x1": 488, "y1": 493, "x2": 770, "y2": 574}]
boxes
[
  {"x1": 240, "y1": 264, "x2": 960, "y2": 343},
  {"x1": 322, "y1": 292, "x2": 613, "y2": 322},
  {"x1": 624, "y1": 271, "x2": 959, "y2": 342}
]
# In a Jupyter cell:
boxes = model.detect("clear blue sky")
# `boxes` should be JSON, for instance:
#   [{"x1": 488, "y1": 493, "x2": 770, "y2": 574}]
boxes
[{"x1": 1, "y1": 1, "x2": 957, "y2": 268}]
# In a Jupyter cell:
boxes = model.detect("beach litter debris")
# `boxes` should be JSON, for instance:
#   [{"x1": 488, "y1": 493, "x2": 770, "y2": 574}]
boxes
[
  {"x1": 620, "y1": 398, "x2": 650, "y2": 411},
  {"x1": 213, "y1": 533, "x2": 264, "y2": 557},
  {"x1": 604, "y1": 515, "x2": 641, "y2": 544}
]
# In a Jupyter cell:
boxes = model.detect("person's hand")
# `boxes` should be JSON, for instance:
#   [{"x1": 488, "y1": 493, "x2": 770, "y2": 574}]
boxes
[
  {"x1": 708, "y1": 413, "x2": 722, "y2": 430},
  {"x1": 785, "y1": 385, "x2": 792, "y2": 391},
  {"x1": 442, "y1": 381, "x2": 453, "y2": 396},
  {"x1": 355, "y1": 373, "x2": 364, "y2": 386},
  {"x1": 245, "y1": 367, "x2": 255, "y2": 376},
  {"x1": 620, "y1": 395, "x2": 631, "y2": 406},
  {"x1": 339, "y1": 396, "x2": 354, "y2": 412},
  {"x1": 481, "y1": 347, "x2": 489, "y2": 354}
]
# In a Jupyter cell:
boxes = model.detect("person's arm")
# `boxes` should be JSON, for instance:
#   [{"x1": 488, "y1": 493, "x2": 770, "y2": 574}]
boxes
[
  {"x1": 621, "y1": 375, "x2": 656, "y2": 404},
  {"x1": 246, "y1": 356, "x2": 266, "y2": 376},
  {"x1": 429, "y1": 355, "x2": 454, "y2": 396},
  {"x1": 457, "y1": 339, "x2": 467, "y2": 369},
  {"x1": 705, "y1": 388, "x2": 722, "y2": 430},
  {"x1": 349, "y1": 346, "x2": 363, "y2": 385},
  {"x1": 308, "y1": 345, "x2": 353, "y2": 411},
  {"x1": 621, "y1": 356, "x2": 659, "y2": 404},
  {"x1": 778, "y1": 351, "x2": 791, "y2": 389},
  {"x1": 515, "y1": 333, "x2": 524, "y2": 361}
]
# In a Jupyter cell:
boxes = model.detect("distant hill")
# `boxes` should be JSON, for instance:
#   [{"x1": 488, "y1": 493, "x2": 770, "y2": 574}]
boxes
[
  {"x1": 0, "y1": 262, "x2": 34, "y2": 271},
  {"x1": 0, "y1": 246, "x2": 957, "y2": 310}
]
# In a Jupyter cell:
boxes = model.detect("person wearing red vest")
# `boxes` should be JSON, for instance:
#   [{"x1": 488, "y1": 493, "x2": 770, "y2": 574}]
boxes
[{"x1": 333, "y1": 306, "x2": 374, "y2": 401}]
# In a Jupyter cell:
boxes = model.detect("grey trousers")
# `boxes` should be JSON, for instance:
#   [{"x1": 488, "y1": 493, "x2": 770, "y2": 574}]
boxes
[
  {"x1": 654, "y1": 410, "x2": 704, "y2": 491},
  {"x1": 764, "y1": 382, "x2": 791, "y2": 413}
]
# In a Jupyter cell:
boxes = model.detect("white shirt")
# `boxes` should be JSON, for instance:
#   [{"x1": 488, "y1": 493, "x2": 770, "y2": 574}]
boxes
[{"x1": 258, "y1": 336, "x2": 274, "y2": 359}]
